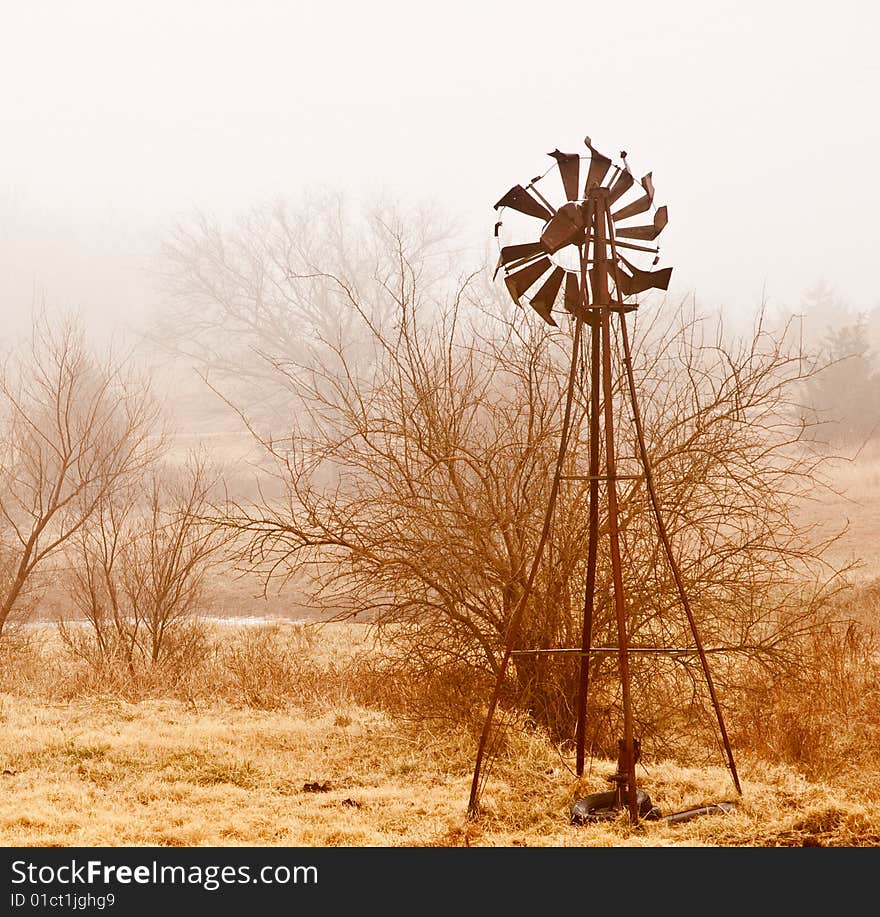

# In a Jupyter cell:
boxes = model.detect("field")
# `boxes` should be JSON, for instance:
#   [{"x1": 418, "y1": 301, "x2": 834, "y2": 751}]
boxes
[
  {"x1": 1, "y1": 446, "x2": 879, "y2": 848},
  {"x1": 0, "y1": 692, "x2": 877, "y2": 848},
  {"x1": 3, "y1": 0, "x2": 878, "y2": 866},
  {"x1": 1, "y1": 606, "x2": 879, "y2": 847}
]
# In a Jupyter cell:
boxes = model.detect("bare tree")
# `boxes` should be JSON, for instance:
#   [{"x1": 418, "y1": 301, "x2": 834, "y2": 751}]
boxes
[
  {"x1": 803, "y1": 318, "x2": 880, "y2": 445},
  {"x1": 209, "y1": 288, "x2": 844, "y2": 741},
  {"x1": 154, "y1": 192, "x2": 462, "y2": 427},
  {"x1": 777, "y1": 281, "x2": 880, "y2": 447},
  {"x1": 164, "y1": 204, "x2": 847, "y2": 750},
  {"x1": 60, "y1": 454, "x2": 221, "y2": 679},
  {"x1": 0, "y1": 315, "x2": 161, "y2": 636}
]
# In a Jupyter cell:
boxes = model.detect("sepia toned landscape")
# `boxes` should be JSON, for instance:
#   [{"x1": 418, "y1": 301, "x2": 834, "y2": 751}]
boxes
[
  {"x1": 1, "y1": 277, "x2": 879, "y2": 848},
  {"x1": 2, "y1": 3, "x2": 879, "y2": 852}
]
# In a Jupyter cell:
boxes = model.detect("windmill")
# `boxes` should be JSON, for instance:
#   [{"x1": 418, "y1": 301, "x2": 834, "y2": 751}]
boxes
[{"x1": 468, "y1": 135, "x2": 741, "y2": 824}]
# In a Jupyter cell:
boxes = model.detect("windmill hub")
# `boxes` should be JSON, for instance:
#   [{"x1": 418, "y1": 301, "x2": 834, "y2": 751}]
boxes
[{"x1": 540, "y1": 202, "x2": 586, "y2": 253}]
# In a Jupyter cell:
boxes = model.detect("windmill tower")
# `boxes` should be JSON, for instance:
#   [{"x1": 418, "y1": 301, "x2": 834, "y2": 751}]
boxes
[{"x1": 468, "y1": 136, "x2": 740, "y2": 823}]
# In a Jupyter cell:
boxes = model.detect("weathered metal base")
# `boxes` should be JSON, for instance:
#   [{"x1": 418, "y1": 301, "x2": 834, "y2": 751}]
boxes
[
  {"x1": 571, "y1": 788, "x2": 661, "y2": 824},
  {"x1": 569, "y1": 737, "x2": 736, "y2": 826},
  {"x1": 658, "y1": 802, "x2": 736, "y2": 826},
  {"x1": 570, "y1": 795, "x2": 736, "y2": 826}
]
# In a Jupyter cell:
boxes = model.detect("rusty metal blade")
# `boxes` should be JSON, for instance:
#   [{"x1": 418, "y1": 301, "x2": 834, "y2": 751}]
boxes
[
  {"x1": 615, "y1": 224, "x2": 660, "y2": 241},
  {"x1": 504, "y1": 254, "x2": 547, "y2": 273},
  {"x1": 584, "y1": 145, "x2": 612, "y2": 193},
  {"x1": 608, "y1": 169, "x2": 634, "y2": 205},
  {"x1": 614, "y1": 239, "x2": 660, "y2": 254},
  {"x1": 617, "y1": 263, "x2": 673, "y2": 296},
  {"x1": 564, "y1": 272, "x2": 581, "y2": 311},
  {"x1": 504, "y1": 256, "x2": 553, "y2": 302},
  {"x1": 530, "y1": 266, "x2": 565, "y2": 323},
  {"x1": 495, "y1": 184, "x2": 553, "y2": 221},
  {"x1": 500, "y1": 241, "x2": 546, "y2": 266},
  {"x1": 563, "y1": 271, "x2": 589, "y2": 320},
  {"x1": 615, "y1": 206, "x2": 668, "y2": 241},
  {"x1": 530, "y1": 305, "x2": 558, "y2": 327},
  {"x1": 549, "y1": 149, "x2": 581, "y2": 202},
  {"x1": 611, "y1": 172, "x2": 654, "y2": 221}
]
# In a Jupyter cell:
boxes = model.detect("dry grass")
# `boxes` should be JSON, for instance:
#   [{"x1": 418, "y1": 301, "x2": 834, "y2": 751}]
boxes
[
  {"x1": 0, "y1": 694, "x2": 878, "y2": 847},
  {"x1": 1, "y1": 613, "x2": 879, "y2": 847},
  {"x1": 5, "y1": 441, "x2": 880, "y2": 848}
]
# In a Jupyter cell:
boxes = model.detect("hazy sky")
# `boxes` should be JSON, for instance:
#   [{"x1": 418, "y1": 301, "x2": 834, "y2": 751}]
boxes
[{"x1": 1, "y1": 0, "x2": 879, "y2": 337}]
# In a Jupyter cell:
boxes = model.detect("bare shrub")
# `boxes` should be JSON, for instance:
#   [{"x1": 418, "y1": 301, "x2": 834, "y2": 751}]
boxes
[
  {"x1": 371, "y1": 655, "x2": 493, "y2": 732},
  {"x1": 219, "y1": 624, "x2": 303, "y2": 710},
  {"x1": 58, "y1": 619, "x2": 214, "y2": 701},
  {"x1": 211, "y1": 622, "x2": 456, "y2": 715},
  {"x1": 58, "y1": 455, "x2": 222, "y2": 693},
  {"x1": 215, "y1": 293, "x2": 844, "y2": 748},
  {"x1": 0, "y1": 315, "x2": 160, "y2": 637},
  {"x1": 0, "y1": 626, "x2": 52, "y2": 695},
  {"x1": 165, "y1": 206, "x2": 851, "y2": 767}
]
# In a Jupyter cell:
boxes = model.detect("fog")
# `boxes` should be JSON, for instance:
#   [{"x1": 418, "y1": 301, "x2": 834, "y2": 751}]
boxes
[{"x1": 1, "y1": 0, "x2": 879, "y2": 344}]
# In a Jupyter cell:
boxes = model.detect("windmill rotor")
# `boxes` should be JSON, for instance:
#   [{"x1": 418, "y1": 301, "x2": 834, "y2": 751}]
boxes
[{"x1": 494, "y1": 137, "x2": 673, "y2": 327}]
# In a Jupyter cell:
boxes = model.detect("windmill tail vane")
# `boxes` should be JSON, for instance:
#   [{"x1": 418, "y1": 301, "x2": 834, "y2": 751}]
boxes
[{"x1": 468, "y1": 134, "x2": 740, "y2": 825}]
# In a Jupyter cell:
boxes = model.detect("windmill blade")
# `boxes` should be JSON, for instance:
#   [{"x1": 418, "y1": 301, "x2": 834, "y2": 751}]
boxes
[
  {"x1": 615, "y1": 206, "x2": 668, "y2": 241},
  {"x1": 501, "y1": 243, "x2": 551, "y2": 275},
  {"x1": 549, "y1": 149, "x2": 580, "y2": 202},
  {"x1": 504, "y1": 254, "x2": 549, "y2": 274},
  {"x1": 529, "y1": 266, "x2": 565, "y2": 325},
  {"x1": 504, "y1": 256, "x2": 553, "y2": 302},
  {"x1": 493, "y1": 245, "x2": 543, "y2": 280},
  {"x1": 607, "y1": 169, "x2": 634, "y2": 205},
  {"x1": 500, "y1": 241, "x2": 546, "y2": 267},
  {"x1": 611, "y1": 172, "x2": 655, "y2": 221},
  {"x1": 495, "y1": 184, "x2": 554, "y2": 221},
  {"x1": 563, "y1": 271, "x2": 588, "y2": 320},
  {"x1": 616, "y1": 259, "x2": 673, "y2": 296},
  {"x1": 584, "y1": 143, "x2": 612, "y2": 193}
]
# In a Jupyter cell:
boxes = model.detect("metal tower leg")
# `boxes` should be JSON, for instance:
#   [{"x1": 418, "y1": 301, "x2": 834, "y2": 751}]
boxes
[
  {"x1": 593, "y1": 189, "x2": 639, "y2": 822},
  {"x1": 574, "y1": 313, "x2": 600, "y2": 777},
  {"x1": 603, "y1": 202, "x2": 742, "y2": 797}
]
